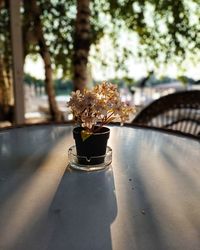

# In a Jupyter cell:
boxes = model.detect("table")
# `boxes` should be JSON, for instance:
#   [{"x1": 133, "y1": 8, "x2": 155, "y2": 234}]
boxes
[{"x1": 0, "y1": 124, "x2": 200, "y2": 250}]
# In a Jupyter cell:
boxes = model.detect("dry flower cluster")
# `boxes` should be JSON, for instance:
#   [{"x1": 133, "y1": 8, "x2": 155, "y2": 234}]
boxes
[{"x1": 67, "y1": 82, "x2": 135, "y2": 133}]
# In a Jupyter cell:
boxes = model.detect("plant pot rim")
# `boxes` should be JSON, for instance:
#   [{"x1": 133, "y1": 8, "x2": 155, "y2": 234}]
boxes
[{"x1": 73, "y1": 126, "x2": 110, "y2": 135}]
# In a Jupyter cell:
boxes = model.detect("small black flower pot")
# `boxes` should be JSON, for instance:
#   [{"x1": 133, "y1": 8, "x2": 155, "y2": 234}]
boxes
[{"x1": 73, "y1": 126, "x2": 110, "y2": 165}]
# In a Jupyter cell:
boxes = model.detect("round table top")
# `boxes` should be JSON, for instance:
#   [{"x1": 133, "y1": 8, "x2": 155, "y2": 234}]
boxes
[{"x1": 0, "y1": 124, "x2": 200, "y2": 250}]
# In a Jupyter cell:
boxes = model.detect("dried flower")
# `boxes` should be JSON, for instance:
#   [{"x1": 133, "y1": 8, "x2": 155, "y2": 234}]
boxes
[{"x1": 67, "y1": 82, "x2": 135, "y2": 133}]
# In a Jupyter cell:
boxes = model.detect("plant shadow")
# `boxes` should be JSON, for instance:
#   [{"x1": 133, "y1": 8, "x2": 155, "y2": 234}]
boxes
[{"x1": 46, "y1": 167, "x2": 118, "y2": 250}]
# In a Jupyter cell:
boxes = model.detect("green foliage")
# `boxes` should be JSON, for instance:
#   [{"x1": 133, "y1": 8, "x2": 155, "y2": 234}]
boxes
[
  {"x1": 24, "y1": 73, "x2": 73, "y2": 95},
  {"x1": 24, "y1": 0, "x2": 107, "y2": 78},
  {"x1": 1, "y1": 0, "x2": 200, "y2": 81},
  {"x1": 54, "y1": 78, "x2": 73, "y2": 95},
  {"x1": 0, "y1": 0, "x2": 12, "y2": 75},
  {"x1": 177, "y1": 75, "x2": 195, "y2": 85},
  {"x1": 107, "y1": 0, "x2": 200, "y2": 66},
  {"x1": 24, "y1": 73, "x2": 43, "y2": 86},
  {"x1": 38, "y1": 0, "x2": 76, "y2": 77}
]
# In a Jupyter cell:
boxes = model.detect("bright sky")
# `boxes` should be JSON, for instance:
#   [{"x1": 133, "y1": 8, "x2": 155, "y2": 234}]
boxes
[
  {"x1": 24, "y1": 54, "x2": 200, "y2": 82},
  {"x1": 24, "y1": 33, "x2": 200, "y2": 81}
]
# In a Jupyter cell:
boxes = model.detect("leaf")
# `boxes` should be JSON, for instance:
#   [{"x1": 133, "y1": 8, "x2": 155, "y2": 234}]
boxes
[{"x1": 81, "y1": 130, "x2": 92, "y2": 142}]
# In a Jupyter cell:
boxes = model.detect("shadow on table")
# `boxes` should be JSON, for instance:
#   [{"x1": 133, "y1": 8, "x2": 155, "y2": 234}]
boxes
[
  {"x1": 0, "y1": 125, "x2": 117, "y2": 250},
  {"x1": 45, "y1": 167, "x2": 117, "y2": 250},
  {"x1": 0, "y1": 126, "x2": 69, "y2": 203},
  {"x1": 119, "y1": 130, "x2": 200, "y2": 250},
  {"x1": 0, "y1": 126, "x2": 72, "y2": 249}
]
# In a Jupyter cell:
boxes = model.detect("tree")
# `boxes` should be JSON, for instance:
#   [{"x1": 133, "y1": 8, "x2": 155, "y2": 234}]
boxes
[
  {"x1": 73, "y1": 0, "x2": 91, "y2": 92},
  {"x1": 0, "y1": 0, "x2": 63, "y2": 121},
  {"x1": 0, "y1": 0, "x2": 13, "y2": 121},
  {"x1": 107, "y1": 0, "x2": 200, "y2": 68},
  {"x1": 23, "y1": 0, "x2": 62, "y2": 121},
  {"x1": 1, "y1": 0, "x2": 200, "y2": 122},
  {"x1": 47, "y1": 0, "x2": 200, "y2": 85}
]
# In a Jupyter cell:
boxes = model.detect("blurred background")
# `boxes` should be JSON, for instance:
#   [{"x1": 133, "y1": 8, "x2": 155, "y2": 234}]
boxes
[{"x1": 0, "y1": 0, "x2": 200, "y2": 127}]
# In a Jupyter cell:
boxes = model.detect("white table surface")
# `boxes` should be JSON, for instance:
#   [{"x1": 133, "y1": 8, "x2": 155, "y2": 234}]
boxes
[{"x1": 0, "y1": 124, "x2": 200, "y2": 250}]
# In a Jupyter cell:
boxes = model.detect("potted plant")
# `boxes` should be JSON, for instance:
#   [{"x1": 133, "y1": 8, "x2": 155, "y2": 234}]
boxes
[{"x1": 67, "y1": 82, "x2": 135, "y2": 168}]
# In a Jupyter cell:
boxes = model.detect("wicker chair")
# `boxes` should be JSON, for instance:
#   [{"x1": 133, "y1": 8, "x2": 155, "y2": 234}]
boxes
[{"x1": 132, "y1": 90, "x2": 200, "y2": 136}]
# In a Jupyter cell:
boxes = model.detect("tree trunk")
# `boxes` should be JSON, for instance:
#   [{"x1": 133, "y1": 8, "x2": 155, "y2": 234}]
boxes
[
  {"x1": 0, "y1": 0, "x2": 14, "y2": 122},
  {"x1": 0, "y1": 0, "x2": 3, "y2": 8},
  {"x1": 0, "y1": 57, "x2": 14, "y2": 121},
  {"x1": 23, "y1": 0, "x2": 36, "y2": 59},
  {"x1": 73, "y1": 0, "x2": 91, "y2": 92},
  {"x1": 28, "y1": 0, "x2": 62, "y2": 121}
]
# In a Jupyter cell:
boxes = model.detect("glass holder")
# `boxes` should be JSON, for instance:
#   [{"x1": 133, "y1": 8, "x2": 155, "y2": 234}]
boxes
[{"x1": 68, "y1": 145, "x2": 112, "y2": 171}]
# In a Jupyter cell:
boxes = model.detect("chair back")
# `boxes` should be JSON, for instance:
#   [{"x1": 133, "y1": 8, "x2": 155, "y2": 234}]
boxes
[{"x1": 132, "y1": 90, "x2": 200, "y2": 136}]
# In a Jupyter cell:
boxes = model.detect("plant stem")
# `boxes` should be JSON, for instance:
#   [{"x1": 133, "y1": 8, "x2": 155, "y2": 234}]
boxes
[{"x1": 93, "y1": 111, "x2": 115, "y2": 133}]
